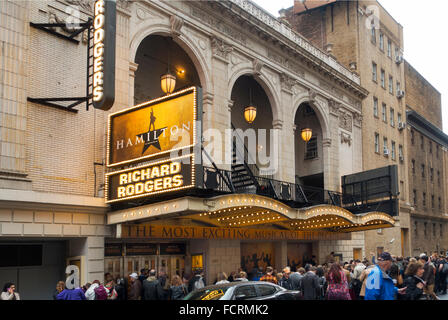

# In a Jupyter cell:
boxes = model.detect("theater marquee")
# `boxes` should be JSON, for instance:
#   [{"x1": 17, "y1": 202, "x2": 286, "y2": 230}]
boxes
[
  {"x1": 105, "y1": 154, "x2": 195, "y2": 203},
  {"x1": 107, "y1": 87, "x2": 200, "y2": 167}
]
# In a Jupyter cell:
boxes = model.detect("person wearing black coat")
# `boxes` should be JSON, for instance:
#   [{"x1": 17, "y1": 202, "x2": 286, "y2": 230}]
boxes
[
  {"x1": 403, "y1": 261, "x2": 425, "y2": 300},
  {"x1": 142, "y1": 270, "x2": 165, "y2": 300}
]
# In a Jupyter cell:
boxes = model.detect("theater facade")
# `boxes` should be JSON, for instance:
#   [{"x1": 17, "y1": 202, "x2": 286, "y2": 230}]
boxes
[{"x1": 0, "y1": 0, "x2": 398, "y2": 298}]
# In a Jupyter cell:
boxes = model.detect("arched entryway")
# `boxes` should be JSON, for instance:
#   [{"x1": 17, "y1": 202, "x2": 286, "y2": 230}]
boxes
[
  {"x1": 134, "y1": 35, "x2": 201, "y2": 104},
  {"x1": 294, "y1": 102, "x2": 324, "y2": 189},
  {"x1": 230, "y1": 75, "x2": 275, "y2": 181}
]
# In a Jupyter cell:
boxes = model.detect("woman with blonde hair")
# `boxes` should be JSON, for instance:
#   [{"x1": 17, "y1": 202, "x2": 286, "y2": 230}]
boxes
[
  {"x1": 170, "y1": 274, "x2": 187, "y2": 300},
  {"x1": 215, "y1": 272, "x2": 229, "y2": 285}
]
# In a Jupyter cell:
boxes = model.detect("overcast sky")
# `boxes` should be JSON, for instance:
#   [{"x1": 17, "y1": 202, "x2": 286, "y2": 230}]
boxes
[{"x1": 253, "y1": 0, "x2": 448, "y2": 134}]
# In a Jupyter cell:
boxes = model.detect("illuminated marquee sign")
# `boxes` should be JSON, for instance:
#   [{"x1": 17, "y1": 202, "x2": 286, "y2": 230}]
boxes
[
  {"x1": 92, "y1": 0, "x2": 116, "y2": 111},
  {"x1": 107, "y1": 87, "x2": 200, "y2": 167},
  {"x1": 105, "y1": 155, "x2": 195, "y2": 203}
]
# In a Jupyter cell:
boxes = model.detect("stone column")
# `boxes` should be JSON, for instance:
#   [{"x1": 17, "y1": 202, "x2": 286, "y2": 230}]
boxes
[
  {"x1": 128, "y1": 62, "x2": 139, "y2": 107},
  {"x1": 69, "y1": 236, "x2": 105, "y2": 284},
  {"x1": 274, "y1": 241, "x2": 287, "y2": 271}
]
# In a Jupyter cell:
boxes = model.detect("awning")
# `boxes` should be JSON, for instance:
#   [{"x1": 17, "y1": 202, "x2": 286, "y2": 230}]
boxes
[{"x1": 107, "y1": 194, "x2": 395, "y2": 233}]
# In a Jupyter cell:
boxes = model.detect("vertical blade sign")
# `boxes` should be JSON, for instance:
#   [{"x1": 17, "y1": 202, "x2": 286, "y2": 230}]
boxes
[{"x1": 92, "y1": 0, "x2": 116, "y2": 111}]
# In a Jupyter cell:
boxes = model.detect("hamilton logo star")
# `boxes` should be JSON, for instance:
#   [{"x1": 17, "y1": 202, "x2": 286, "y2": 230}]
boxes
[{"x1": 137, "y1": 108, "x2": 167, "y2": 155}]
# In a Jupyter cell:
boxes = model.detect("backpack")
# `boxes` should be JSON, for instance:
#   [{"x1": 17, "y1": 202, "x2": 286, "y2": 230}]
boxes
[
  {"x1": 94, "y1": 285, "x2": 108, "y2": 300},
  {"x1": 194, "y1": 277, "x2": 205, "y2": 290}
]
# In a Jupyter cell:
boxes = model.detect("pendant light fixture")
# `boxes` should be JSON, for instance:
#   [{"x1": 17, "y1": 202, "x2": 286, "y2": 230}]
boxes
[
  {"x1": 160, "y1": 38, "x2": 176, "y2": 95},
  {"x1": 244, "y1": 87, "x2": 257, "y2": 124}
]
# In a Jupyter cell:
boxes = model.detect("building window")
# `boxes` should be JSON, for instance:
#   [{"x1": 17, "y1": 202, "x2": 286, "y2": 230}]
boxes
[
  {"x1": 440, "y1": 224, "x2": 443, "y2": 237},
  {"x1": 414, "y1": 220, "x2": 418, "y2": 235},
  {"x1": 433, "y1": 223, "x2": 436, "y2": 237},
  {"x1": 305, "y1": 136, "x2": 318, "y2": 160},
  {"x1": 439, "y1": 197, "x2": 442, "y2": 210},
  {"x1": 423, "y1": 193, "x2": 426, "y2": 207},
  {"x1": 379, "y1": 32, "x2": 384, "y2": 50},
  {"x1": 411, "y1": 159, "x2": 415, "y2": 174},
  {"x1": 381, "y1": 69, "x2": 385, "y2": 88},
  {"x1": 430, "y1": 168, "x2": 434, "y2": 182},
  {"x1": 424, "y1": 222, "x2": 427, "y2": 235},
  {"x1": 396, "y1": 81, "x2": 401, "y2": 92},
  {"x1": 390, "y1": 108, "x2": 395, "y2": 127},
  {"x1": 436, "y1": 145, "x2": 439, "y2": 158},
  {"x1": 382, "y1": 103, "x2": 387, "y2": 122},
  {"x1": 372, "y1": 62, "x2": 377, "y2": 82},
  {"x1": 398, "y1": 113, "x2": 402, "y2": 126},
  {"x1": 422, "y1": 164, "x2": 425, "y2": 178},
  {"x1": 373, "y1": 97, "x2": 378, "y2": 117},
  {"x1": 391, "y1": 141, "x2": 396, "y2": 160},
  {"x1": 432, "y1": 195, "x2": 435, "y2": 209},
  {"x1": 387, "y1": 39, "x2": 392, "y2": 57},
  {"x1": 421, "y1": 135, "x2": 424, "y2": 150},
  {"x1": 383, "y1": 137, "x2": 388, "y2": 156},
  {"x1": 399, "y1": 145, "x2": 403, "y2": 162},
  {"x1": 429, "y1": 141, "x2": 432, "y2": 153},
  {"x1": 438, "y1": 171, "x2": 441, "y2": 185},
  {"x1": 411, "y1": 129, "x2": 415, "y2": 145},
  {"x1": 371, "y1": 28, "x2": 376, "y2": 44},
  {"x1": 375, "y1": 133, "x2": 380, "y2": 153},
  {"x1": 389, "y1": 75, "x2": 393, "y2": 94},
  {"x1": 413, "y1": 190, "x2": 417, "y2": 206}
]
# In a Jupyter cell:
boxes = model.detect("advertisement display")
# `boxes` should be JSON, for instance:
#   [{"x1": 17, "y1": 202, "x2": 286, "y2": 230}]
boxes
[{"x1": 107, "y1": 87, "x2": 199, "y2": 167}]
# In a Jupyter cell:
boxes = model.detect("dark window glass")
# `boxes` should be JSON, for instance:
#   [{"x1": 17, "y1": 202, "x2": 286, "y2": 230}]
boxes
[
  {"x1": 257, "y1": 284, "x2": 277, "y2": 297},
  {"x1": 0, "y1": 245, "x2": 42, "y2": 267},
  {"x1": 234, "y1": 285, "x2": 257, "y2": 299}
]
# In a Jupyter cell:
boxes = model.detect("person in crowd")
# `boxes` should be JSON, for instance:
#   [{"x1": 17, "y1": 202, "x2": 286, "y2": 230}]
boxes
[
  {"x1": 215, "y1": 272, "x2": 230, "y2": 285},
  {"x1": 289, "y1": 267, "x2": 302, "y2": 290},
  {"x1": 297, "y1": 267, "x2": 306, "y2": 277},
  {"x1": 56, "y1": 285, "x2": 86, "y2": 300},
  {"x1": 419, "y1": 254, "x2": 438, "y2": 300},
  {"x1": 403, "y1": 261, "x2": 426, "y2": 300},
  {"x1": 350, "y1": 260, "x2": 365, "y2": 300},
  {"x1": 128, "y1": 272, "x2": 142, "y2": 300},
  {"x1": 142, "y1": 269, "x2": 165, "y2": 300},
  {"x1": 364, "y1": 252, "x2": 407, "y2": 300},
  {"x1": 435, "y1": 255, "x2": 447, "y2": 295},
  {"x1": 389, "y1": 263, "x2": 404, "y2": 288},
  {"x1": 299, "y1": 265, "x2": 320, "y2": 300},
  {"x1": 316, "y1": 266, "x2": 327, "y2": 300},
  {"x1": 188, "y1": 270, "x2": 206, "y2": 292},
  {"x1": 170, "y1": 274, "x2": 188, "y2": 300},
  {"x1": 227, "y1": 271, "x2": 236, "y2": 282},
  {"x1": 234, "y1": 271, "x2": 249, "y2": 282},
  {"x1": 1, "y1": 283, "x2": 20, "y2": 300},
  {"x1": 114, "y1": 278, "x2": 126, "y2": 300},
  {"x1": 279, "y1": 267, "x2": 293, "y2": 290},
  {"x1": 358, "y1": 262, "x2": 374, "y2": 300},
  {"x1": 53, "y1": 281, "x2": 65, "y2": 300},
  {"x1": 325, "y1": 263, "x2": 351, "y2": 300},
  {"x1": 84, "y1": 280, "x2": 100, "y2": 300},
  {"x1": 259, "y1": 266, "x2": 278, "y2": 284},
  {"x1": 138, "y1": 269, "x2": 148, "y2": 284},
  {"x1": 105, "y1": 279, "x2": 118, "y2": 300},
  {"x1": 104, "y1": 273, "x2": 114, "y2": 284},
  {"x1": 325, "y1": 252, "x2": 335, "y2": 264},
  {"x1": 93, "y1": 280, "x2": 108, "y2": 300},
  {"x1": 275, "y1": 272, "x2": 283, "y2": 284},
  {"x1": 310, "y1": 255, "x2": 317, "y2": 266}
]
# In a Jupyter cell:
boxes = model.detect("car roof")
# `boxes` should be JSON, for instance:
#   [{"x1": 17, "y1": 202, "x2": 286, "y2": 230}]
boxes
[{"x1": 199, "y1": 281, "x2": 280, "y2": 291}]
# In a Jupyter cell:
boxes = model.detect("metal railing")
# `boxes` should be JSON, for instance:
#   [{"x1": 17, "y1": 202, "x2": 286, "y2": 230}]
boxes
[{"x1": 201, "y1": 166, "x2": 342, "y2": 208}]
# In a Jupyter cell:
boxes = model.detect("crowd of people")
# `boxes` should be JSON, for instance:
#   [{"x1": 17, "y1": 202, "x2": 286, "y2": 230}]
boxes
[{"x1": 2, "y1": 251, "x2": 448, "y2": 300}]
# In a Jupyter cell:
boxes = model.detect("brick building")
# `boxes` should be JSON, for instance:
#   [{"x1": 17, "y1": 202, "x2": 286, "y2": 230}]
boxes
[
  {"x1": 283, "y1": 0, "x2": 447, "y2": 257},
  {"x1": 1, "y1": 0, "x2": 400, "y2": 299}
]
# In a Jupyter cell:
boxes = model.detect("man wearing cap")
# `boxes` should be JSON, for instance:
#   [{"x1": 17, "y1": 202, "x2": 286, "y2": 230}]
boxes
[
  {"x1": 128, "y1": 272, "x2": 142, "y2": 300},
  {"x1": 364, "y1": 252, "x2": 407, "y2": 300}
]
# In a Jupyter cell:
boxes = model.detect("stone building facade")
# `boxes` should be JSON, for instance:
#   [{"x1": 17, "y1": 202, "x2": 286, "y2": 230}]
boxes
[
  {"x1": 282, "y1": 0, "x2": 448, "y2": 257},
  {"x1": 0, "y1": 0, "x2": 400, "y2": 299}
]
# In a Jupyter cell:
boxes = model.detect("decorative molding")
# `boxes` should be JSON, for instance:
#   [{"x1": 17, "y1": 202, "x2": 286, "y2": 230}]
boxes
[
  {"x1": 65, "y1": 0, "x2": 92, "y2": 12},
  {"x1": 340, "y1": 132, "x2": 352, "y2": 146},
  {"x1": 322, "y1": 138, "x2": 332, "y2": 148},
  {"x1": 129, "y1": 62, "x2": 139, "y2": 78},
  {"x1": 280, "y1": 73, "x2": 295, "y2": 93},
  {"x1": 253, "y1": 59, "x2": 263, "y2": 76},
  {"x1": 227, "y1": 100, "x2": 234, "y2": 112},
  {"x1": 117, "y1": 0, "x2": 133, "y2": 11},
  {"x1": 203, "y1": 92, "x2": 214, "y2": 105},
  {"x1": 170, "y1": 15, "x2": 184, "y2": 37},
  {"x1": 339, "y1": 111, "x2": 353, "y2": 132},
  {"x1": 211, "y1": 36, "x2": 233, "y2": 61},
  {"x1": 353, "y1": 113, "x2": 363, "y2": 128},
  {"x1": 272, "y1": 120, "x2": 283, "y2": 130},
  {"x1": 308, "y1": 88, "x2": 317, "y2": 103},
  {"x1": 328, "y1": 99, "x2": 341, "y2": 116}
]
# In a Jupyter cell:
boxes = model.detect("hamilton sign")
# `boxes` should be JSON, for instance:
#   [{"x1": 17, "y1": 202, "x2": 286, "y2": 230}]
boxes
[{"x1": 107, "y1": 87, "x2": 200, "y2": 167}]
